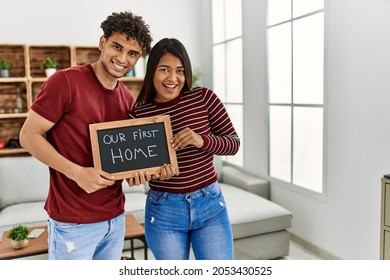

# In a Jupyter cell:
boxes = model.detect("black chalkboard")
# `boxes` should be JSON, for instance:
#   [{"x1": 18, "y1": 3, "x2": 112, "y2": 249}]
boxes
[{"x1": 89, "y1": 115, "x2": 177, "y2": 179}]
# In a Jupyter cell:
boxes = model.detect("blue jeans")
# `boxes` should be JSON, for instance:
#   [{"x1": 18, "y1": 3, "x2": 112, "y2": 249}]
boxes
[
  {"x1": 145, "y1": 181, "x2": 234, "y2": 260},
  {"x1": 47, "y1": 213, "x2": 125, "y2": 260}
]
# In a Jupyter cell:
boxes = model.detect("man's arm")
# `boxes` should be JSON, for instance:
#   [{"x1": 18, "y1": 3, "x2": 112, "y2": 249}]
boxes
[{"x1": 19, "y1": 110, "x2": 116, "y2": 193}]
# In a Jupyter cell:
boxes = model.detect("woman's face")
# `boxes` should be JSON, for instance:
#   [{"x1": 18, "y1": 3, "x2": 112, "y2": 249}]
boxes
[{"x1": 153, "y1": 52, "x2": 185, "y2": 103}]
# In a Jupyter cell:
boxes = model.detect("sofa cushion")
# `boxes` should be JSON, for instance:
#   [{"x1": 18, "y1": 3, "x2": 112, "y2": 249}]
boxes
[
  {"x1": 122, "y1": 180, "x2": 148, "y2": 223},
  {"x1": 124, "y1": 192, "x2": 147, "y2": 223},
  {"x1": 222, "y1": 165, "x2": 270, "y2": 199},
  {"x1": 0, "y1": 201, "x2": 48, "y2": 227},
  {"x1": 0, "y1": 201, "x2": 48, "y2": 241},
  {"x1": 213, "y1": 156, "x2": 223, "y2": 181},
  {"x1": 122, "y1": 181, "x2": 146, "y2": 194},
  {"x1": 221, "y1": 183, "x2": 292, "y2": 239},
  {"x1": 0, "y1": 157, "x2": 49, "y2": 210}
]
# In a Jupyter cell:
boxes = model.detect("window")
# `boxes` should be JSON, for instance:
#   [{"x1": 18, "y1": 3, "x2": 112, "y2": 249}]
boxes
[
  {"x1": 212, "y1": 0, "x2": 243, "y2": 166},
  {"x1": 267, "y1": 0, "x2": 325, "y2": 193}
]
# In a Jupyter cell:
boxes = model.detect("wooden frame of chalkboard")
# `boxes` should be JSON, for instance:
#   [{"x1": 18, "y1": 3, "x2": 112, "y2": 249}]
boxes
[{"x1": 89, "y1": 115, "x2": 177, "y2": 179}]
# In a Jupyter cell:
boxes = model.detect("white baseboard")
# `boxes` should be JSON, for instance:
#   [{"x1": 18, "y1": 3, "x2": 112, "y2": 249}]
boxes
[{"x1": 289, "y1": 231, "x2": 339, "y2": 260}]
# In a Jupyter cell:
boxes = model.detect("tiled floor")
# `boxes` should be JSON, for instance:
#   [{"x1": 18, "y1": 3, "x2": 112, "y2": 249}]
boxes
[
  {"x1": 283, "y1": 239, "x2": 325, "y2": 260},
  {"x1": 16, "y1": 238, "x2": 325, "y2": 260},
  {"x1": 122, "y1": 239, "x2": 326, "y2": 260}
]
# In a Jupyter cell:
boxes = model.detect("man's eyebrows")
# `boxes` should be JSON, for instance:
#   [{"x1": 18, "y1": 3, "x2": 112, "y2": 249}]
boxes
[{"x1": 111, "y1": 41, "x2": 123, "y2": 48}]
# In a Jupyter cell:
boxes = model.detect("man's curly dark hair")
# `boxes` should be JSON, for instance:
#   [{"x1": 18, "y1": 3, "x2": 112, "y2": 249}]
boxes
[{"x1": 100, "y1": 11, "x2": 152, "y2": 54}]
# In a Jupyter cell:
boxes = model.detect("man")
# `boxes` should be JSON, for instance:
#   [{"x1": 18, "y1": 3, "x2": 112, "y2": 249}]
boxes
[{"x1": 19, "y1": 11, "x2": 176, "y2": 260}]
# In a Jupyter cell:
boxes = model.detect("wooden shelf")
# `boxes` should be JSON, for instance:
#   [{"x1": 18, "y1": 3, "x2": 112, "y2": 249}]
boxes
[
  {"x1": 29, "y1": 77, "x2": 48, "y2": 83},
  {"x1": 0, "y1": 148, "x2": 27, "y2": 156},
  {"x1": 120, "y1": 77, "x2": 144, "y2": 82},
  {"x1": 0, "y1": 43, "x2": 144, "y2": 157},
  {"x1": 0, "y1": 77, "x2": 28, "y2": 83},
  {"x1": 28, "y1": 45, "x2": 71, "y2": 78},
  {"x1": 72, "y1": 46, "x2": 101, "y2": 66},
  {"x1": 0, "y1": 44, "x2": 27, "y2": 77},
  {"x1": 381, "y1": 177, "x2": 390, "y2": 259},
  {"x1": 0, "y1": 81, "x2": 28, "y2": 114},
  {"x1": 0, "y1": 112, "x2": 28, "y2": 119}
]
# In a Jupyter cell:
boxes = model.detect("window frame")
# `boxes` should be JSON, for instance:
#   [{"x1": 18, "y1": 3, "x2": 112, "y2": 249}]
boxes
[
  {"x1": 211, "y1": 0, "x2": 244, "y2": 167},
  {"x1": 266, "y1": 1, "x2": 327, "y2": 200}
]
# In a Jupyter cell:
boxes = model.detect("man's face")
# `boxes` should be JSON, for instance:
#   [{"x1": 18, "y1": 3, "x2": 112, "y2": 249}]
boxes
[{"x1": 98, "y1": 32, "x2": 143, "y2": 78}]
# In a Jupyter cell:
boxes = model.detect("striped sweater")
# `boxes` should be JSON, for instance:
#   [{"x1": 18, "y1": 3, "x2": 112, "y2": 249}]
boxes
[{"x1": 130, "y1": 87, "x2": 240, "y2": 193}]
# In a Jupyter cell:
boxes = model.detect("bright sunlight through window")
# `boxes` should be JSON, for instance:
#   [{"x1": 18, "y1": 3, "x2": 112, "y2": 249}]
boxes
[
  {"x1": 212, "y1": 0, "x2": 243, "y2": 166},
  {"x1": 267, "y1": 0, "x2": 325, "y2": 194}
]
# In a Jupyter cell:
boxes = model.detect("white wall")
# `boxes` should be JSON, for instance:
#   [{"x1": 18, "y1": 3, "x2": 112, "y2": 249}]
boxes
[
  {"x1": 0, "y1": 0, "x2": 204, "y2": 70},
  {"x1": 242, "y1": 0, "x2": 390, "y2": 260},
  {"x1": 2, "y1": 0, "x2": 390, "y2": 260}
]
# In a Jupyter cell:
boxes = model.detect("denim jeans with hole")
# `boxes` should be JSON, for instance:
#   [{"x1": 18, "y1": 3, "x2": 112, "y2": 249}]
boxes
[
  {"x1": 145, "y1": 181, "x2": 234, "y2": 260},
  {"x1": 47, "y1": 212, "x2": 125, "y2": 260}
]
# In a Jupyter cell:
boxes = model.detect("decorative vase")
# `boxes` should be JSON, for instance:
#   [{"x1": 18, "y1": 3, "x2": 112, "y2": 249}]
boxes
[
  {"x1": 10, "y1": 239, "x2": 28, "y2": 249},
  {"x1": 45, "y1": 68, "x2": 57, "y2": 77},
  {"x1": 0, "y1": 69, "x2": 10, "y2": 78}
]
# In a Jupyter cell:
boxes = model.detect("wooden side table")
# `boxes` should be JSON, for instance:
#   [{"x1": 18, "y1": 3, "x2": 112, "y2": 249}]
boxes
[
  {"x1": 0, "y1": 226, "x2": 48, "y2": 260},
  {"x1": 124, "y1": 214, "x2": 148, "y2": 260},
  {"x1": 0, "y1": 214, "x2": 147, "y2": 260}
]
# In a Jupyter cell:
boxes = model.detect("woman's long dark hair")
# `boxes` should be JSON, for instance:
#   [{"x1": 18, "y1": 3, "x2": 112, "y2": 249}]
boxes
[{"x1": 136, "y1": 38, "x2": 193, "y2": 106}]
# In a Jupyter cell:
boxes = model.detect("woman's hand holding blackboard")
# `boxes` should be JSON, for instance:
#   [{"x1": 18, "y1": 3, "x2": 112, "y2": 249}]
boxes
[
  {"x1": 72, "y1": 167, "x2": 116, "y2": 194},
  {"x1": 126, "y1": 171, "x2": 152, "y2": 187},
  {"x1": 125, "y1": 163, "x2": 179, "y2": 187},
  {"x1": 171, "y1": 128, "x2": 204, "y2": 150}
]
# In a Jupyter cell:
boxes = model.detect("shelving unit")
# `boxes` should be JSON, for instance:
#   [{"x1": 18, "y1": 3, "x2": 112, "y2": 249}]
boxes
[
  {"x1": 0, "y1": 44, "x2": 143, "y2": 157},
  {"x1": 28, "y1": 45, "x2": 71, "y2": 78},
  {"x1": 0, "y1": 44, "x2": 27, "y2": 78},
  {"x1": 381, "y1": 177, "x2": 390, "y2": 259},
  {"x1": 72, "y1": 46, "x2": 101, "y2": 66}
]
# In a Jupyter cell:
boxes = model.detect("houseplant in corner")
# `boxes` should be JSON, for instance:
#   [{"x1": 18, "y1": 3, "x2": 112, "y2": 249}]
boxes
[
  {"x1": 7, "y1": 225, "x2": 30, "y2": 249},
  {"x1": 0, "y1": 59, "x2": 12, "y2": 78},
  {"x1": 42, "y1": 57, "x2": 58, "y2": 77},
  {"x1": 192, "y1": 67, "x2": 202, "y2": 87}
]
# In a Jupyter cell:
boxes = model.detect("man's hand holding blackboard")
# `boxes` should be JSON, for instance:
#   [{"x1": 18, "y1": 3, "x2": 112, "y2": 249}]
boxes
[{"x1": 73, "y1": 167, "x2": 116, "y2": 194}]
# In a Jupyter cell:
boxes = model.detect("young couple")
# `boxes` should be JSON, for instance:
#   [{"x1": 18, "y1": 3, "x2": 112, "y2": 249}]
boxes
[{"x1": 20, "y1": 11, "x2": 240, "y2": 260}]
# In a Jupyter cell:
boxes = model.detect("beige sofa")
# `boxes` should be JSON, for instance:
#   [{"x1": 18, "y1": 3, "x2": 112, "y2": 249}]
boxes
[{"x1": 0, "y1": 156, "x2": 292, "y2": 259}]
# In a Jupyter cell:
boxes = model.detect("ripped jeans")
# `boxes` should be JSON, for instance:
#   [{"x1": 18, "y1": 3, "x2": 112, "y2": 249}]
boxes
[
  {"x1": 145, "y1": 181, "x2": 234, "y2": 260},
  {"x1": 47, "y1": 213, "x2": 125, "y2": 260}
]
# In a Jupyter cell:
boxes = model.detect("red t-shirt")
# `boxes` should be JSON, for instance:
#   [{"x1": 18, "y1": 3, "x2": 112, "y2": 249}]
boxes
[{"x1": 31, "y1": 64, "x2": 135, "y2": 223}]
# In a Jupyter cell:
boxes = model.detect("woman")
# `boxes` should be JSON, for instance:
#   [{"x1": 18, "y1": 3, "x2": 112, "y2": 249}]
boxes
[{"x1": 130, "y1": 38, "x2": 240, "y2": 260}]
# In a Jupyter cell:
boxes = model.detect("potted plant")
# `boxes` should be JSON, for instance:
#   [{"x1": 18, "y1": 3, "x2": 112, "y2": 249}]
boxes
[
  {"x1": 42, "y1": 57, "x2": 58, "y2": 77},
  {"x1": 0, "y1": 59, "x2": 12, "y2": 78},
  {"x1": 192, "y1": 67, "x2": 202, "y2": 87},
  {"x1": 7, "y1": 225, "x2": 30, "y2": 249}
]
